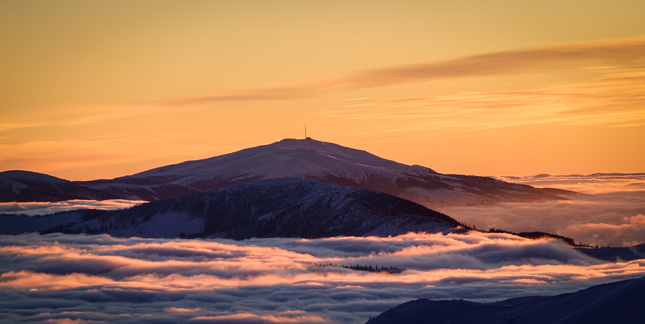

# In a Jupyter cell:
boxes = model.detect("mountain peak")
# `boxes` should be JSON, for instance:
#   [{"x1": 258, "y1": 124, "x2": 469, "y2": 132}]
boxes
[
  {"x1": 276, "y1": 137, "x2": 331, "y2": 149},
  {"x1": 3, "y1": 139, "x2": 570, "y2": 206},
  {"x1": 271, "y1": 138, "x2": 378, "y2": 161},
  {"x1": 278, "y1": 137, "x2": 317, "y2": 143},
  {"x1": 275, "y1": 137, "x2": 356, "y2": 151},
  {"x1": 74, "y1": 138, "x2": 567, "y2": 205}
]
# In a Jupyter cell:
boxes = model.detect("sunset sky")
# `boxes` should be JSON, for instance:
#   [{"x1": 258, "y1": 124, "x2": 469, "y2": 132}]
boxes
[{"x1": 2, "y1": 1, "x2": 644, "y2": 180}]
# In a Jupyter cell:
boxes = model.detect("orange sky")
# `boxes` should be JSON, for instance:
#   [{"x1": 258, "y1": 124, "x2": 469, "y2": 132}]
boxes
[{"x1": 1, "y1": 1, "x2": 644, "y2": 180}]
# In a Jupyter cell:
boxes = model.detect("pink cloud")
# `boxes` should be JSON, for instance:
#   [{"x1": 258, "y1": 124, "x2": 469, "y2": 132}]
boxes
[
  {"x1": 1, "y1": 232, "x2": 644, "y2": 323},
  {"x1": 0, "y1": 270, "x2": 115, "y2": 290},
  {"x1": 190, "y1": 311, "x2": 328, "y2": 323}
]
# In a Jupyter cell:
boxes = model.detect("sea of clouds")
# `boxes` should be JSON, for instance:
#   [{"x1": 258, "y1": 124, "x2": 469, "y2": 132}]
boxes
[
  {"x1": 1, "y1": 174, "x2": 643, "y2": 323},
  {"x1": 1, "y1": 232, "x2": 644, "y2": 323},
  {"x1": 441, "y1": 173, "x2": 645, "y2": 247}
]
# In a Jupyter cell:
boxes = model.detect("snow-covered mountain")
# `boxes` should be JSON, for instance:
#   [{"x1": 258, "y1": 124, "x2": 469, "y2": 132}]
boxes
[
  {"x1": 1, "y1": 178, "x2": 463, "y2": 239},
  {"x1": 0, "y1": 170, "x2": 116, "y2": 202},
  {"x1": 367, "y1": 276, "x2": 645, "y2": 324},
  {"x1": 77, "y1": 138, "x2": 570, "y2": 208}
]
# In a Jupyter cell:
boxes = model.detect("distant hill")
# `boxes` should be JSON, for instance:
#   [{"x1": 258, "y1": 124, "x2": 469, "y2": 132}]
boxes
[
  {"x1": 0, "y1": 170, "x2": 116, "y2": 202},
  {"x1": 1, "y1": 178, "x2": 463, "y2": 239},
  {"x1": 367, "y1": 276, "x2": 645, "y2": 324}
]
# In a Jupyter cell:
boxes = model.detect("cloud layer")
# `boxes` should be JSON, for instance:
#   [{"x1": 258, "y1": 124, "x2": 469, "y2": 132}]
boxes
[
  {"x1": 0, "y1": 199, "x2": 146, "y2": 216},
  {"x1": 442, "y1": 174, "x2": 645, "y2": 247},
  {"x1": 1, "y1": 232, "x2": 644, "y2": 323}
]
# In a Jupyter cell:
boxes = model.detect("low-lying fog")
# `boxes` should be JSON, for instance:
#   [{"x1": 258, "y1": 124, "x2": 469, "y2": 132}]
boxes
[
  {"x1": 441, "y1": 173, "x2": 645, "y2": 247},
  {"x1": 1, "y1": 232, "x2": 644, "y2": 323},
  {"x1": 0, "y1": 199, "x2": 146, "y2": 216}
]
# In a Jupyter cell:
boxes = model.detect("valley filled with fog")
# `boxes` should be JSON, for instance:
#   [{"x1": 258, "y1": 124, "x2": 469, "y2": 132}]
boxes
[{"x1": 2, "y1": 231, "x2": 644, "y2": 323}]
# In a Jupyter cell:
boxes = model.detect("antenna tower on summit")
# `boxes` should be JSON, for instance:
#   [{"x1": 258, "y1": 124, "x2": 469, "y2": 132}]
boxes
[{"x1": 305, "y1": 125, "x2": 307, "y2": 139}]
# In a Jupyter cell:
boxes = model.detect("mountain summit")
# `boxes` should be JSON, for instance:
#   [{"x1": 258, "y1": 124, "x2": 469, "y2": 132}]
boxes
[
  {"x1": 3, "y1": 138, "x2": 570, "y2": 207},
  {"x1": 110, "y1": 138, "x2": 423, "y2": 185},
  {"x1": 80, "y1": 138, "x2": 567, "y2": 207}
]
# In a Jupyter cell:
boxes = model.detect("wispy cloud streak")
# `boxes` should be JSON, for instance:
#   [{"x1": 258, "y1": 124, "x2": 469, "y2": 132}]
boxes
[
  {"x1": 337, "y1": 37, "x2": 645, "y2": 88},
  {"x1": 0, "y1": 122, "x2": 51, "y2": 133},
  {"x1": 166, "y1": 36, "x2": 645, "y2": 106},
  {"x1": 154, "y1": 36, "x2": 645, "y2": 134}
]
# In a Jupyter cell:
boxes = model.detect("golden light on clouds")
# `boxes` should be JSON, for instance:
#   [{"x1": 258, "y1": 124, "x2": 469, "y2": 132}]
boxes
[
  {"x1": 1, "y1": 232, "x2": 644, "y2": 322},
  {"x1": 1, "y1": 1, "x2": 644, "y2": 179}
]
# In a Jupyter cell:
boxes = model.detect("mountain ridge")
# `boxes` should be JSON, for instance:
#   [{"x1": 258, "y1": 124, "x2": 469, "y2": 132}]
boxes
[
  {"x1": 1, "y1": 178, "x2": 464, "y2": 239},
  {"x1": 0, "y1": 170, "x2": 117, "y2": 202},
  {"x1": 2, "y1": 138, "x2": 574, "y2": 207},
  {"x1": 366, "y1": 276, "x2": 645, "y2": 324}
]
